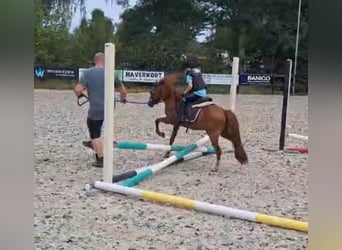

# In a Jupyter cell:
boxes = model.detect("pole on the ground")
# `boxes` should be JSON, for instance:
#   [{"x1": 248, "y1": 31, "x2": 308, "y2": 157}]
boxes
[
  {"x1": 279, "y1": 59, "x2": 292, "y2": 150},
  {"x1": 103, "y1": 43, "x2": 115, "y2": 183}
]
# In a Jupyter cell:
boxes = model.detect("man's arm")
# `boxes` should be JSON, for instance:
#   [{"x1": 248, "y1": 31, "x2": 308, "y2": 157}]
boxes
[
  {"x1": 114, "y1": 76, "x2": 127, "y2": 103},
  {"x1": 74, "y1": 72, "x2": 88, "y2": 97},
  {"x1": 116, "y1": 86, "x2": 127, "y2": 101}
]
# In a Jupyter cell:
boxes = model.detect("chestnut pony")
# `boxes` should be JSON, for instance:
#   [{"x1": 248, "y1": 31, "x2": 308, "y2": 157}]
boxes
[{"x1": 147, "y1": 73, "x2": 248, "y2": 172}]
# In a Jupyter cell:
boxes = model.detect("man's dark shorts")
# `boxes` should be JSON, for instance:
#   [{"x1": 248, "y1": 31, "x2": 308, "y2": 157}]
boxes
[{"x1": 87, "y1": 118, "x2": 103, "y2": 139}]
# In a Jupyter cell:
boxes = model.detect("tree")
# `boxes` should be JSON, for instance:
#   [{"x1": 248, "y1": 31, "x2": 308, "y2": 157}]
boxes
[
  {"x1": 34, "y1": 0, "x2": 74, "y2": 66},
  {"x1": 33, "y1": 0, "x2": 308, "y2": 86},
  {"x1": 69, "y1": 9, "x2": 116, "y2": 67},
  {"x1": 114, "y1": 0, "x2": 207, "y2": 71},
  {"x1": 198, "y1": 0, "x2": 308, "y2": 77}
]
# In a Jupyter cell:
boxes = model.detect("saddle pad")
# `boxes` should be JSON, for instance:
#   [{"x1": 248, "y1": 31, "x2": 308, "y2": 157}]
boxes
[{"x1": 192, "y1": 101, "x2": 214, "y2": 108}]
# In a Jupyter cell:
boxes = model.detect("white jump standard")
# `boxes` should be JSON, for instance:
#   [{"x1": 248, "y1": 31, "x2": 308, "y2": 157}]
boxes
[
  {"x1": 103, "y1": 43, "x2": 115, "y2": 183},
  {"x1": 288, "y1": 133, "x2": 308, "y2": 141}
]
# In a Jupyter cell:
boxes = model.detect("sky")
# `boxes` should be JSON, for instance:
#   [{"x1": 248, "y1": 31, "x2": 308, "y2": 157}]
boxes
[{"x1": 70, "y1": 0, "x2": 137, "y2": 32}]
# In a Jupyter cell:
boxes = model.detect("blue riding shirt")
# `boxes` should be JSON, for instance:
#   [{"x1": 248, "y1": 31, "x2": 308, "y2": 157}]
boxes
[{"x1": 185, "y1": 68, "x2": 207, "y2": 97}]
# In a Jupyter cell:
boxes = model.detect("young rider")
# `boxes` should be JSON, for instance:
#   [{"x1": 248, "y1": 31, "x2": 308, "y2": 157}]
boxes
[{"x1": 179, "y1": 56, "x2": 208, "y2": 123}]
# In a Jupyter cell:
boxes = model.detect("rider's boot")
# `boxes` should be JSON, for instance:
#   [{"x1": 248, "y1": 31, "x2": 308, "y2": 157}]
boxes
[{"x1": 178, "y1": 99, "x2": 187, "y2": 124}]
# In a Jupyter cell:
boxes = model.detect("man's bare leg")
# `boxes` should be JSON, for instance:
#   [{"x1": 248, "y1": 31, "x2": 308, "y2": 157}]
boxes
[
  {"x1": 91, "y1": 138, "x2": 103, "y2": 158},
  {"x1": 82, "y1": 139, "x2": 103, "y2": 155},
  {"x1": 89, "y1": 138, "x2": 104, "y2": 167}
]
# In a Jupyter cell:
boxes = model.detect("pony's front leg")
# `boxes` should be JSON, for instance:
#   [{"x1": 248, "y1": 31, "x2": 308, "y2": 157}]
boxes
[
  {"x1": 155, "y1": 116, "x2": 173, "y2": 138},
  {"x1": 163, "y1": 125, "x2": 180, "y2": 158}
]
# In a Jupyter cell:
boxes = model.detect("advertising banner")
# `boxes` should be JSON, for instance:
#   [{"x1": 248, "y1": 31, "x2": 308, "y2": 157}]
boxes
[
  {"x1": 78, "y1": 68, "x2": 123, "y2": 80},
  {"x1": 202, "y1": 73, "x2": 233, "y2": 85},
  {"x1": 239, "y1": 74, "x2": 272, "y2": 85},
  {"x1": 34, "y1": 66, "x2": 78, "y2": 80},
  {"x1": 123, "y1": 70, "x2": 164, "y2": 83}
]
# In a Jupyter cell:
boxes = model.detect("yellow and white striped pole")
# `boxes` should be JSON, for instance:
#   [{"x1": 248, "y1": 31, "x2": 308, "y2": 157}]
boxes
[{"x1": 93, "y1": 181, "x2": 308, "y2": 233}]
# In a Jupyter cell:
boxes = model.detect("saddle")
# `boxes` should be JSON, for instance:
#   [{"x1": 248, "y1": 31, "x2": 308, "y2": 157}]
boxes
[{"x1": 183, "y1": 96, "x2": 214, "y2": 123}]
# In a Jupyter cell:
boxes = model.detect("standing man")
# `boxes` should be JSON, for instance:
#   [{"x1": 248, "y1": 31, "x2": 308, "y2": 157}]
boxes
[{"x1": 74, "y1": 52, "x2": 127, "y2": 167}]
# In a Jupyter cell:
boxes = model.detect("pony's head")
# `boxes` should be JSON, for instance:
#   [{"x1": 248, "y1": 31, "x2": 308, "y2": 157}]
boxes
[
  {"x1": 147, "y1": 74, "x2": 181, "y2": 107},
  {"x1": 147, "y1": 79, "x2": 166, "y2": 107}
]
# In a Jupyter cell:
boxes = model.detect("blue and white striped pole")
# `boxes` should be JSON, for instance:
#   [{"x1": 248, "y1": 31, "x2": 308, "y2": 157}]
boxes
[
  {"x1": 114, "y1": 140, "x2": 216, "y2": 153},
  {"x1": 112, "y1": 151, "x2": 211, "y2": 182},
  {"x1": 120, "y1": 136, "x2": 210, "y2": 187}
]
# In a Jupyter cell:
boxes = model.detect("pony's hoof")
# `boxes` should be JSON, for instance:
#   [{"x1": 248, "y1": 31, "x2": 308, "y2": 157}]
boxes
[
  {"x1": 157, "y1": 132, "x2": 165, "y2": 138},
  {"x1": 163, "y1": 152, "x2": 170, "y2": 158},
  {"x1": 211, "y1": 166, "x2": 219, "y2": 172},
  {"x1": 211, "y1": 160, "x2": 220, "y2": 172}
]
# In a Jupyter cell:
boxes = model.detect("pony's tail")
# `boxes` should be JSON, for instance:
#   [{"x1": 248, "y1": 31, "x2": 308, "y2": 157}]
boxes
[{"x1": 221, "y1": 109, "x2": 248, "y2": 164}]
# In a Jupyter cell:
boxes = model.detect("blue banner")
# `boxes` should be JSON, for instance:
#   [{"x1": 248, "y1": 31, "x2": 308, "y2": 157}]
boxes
[
  {"x1": 34, "y1": 66, "x2": 78, "y2": 80},
  {"x1": 239, "y1": 74, "x2": 272, "y2": 85}
]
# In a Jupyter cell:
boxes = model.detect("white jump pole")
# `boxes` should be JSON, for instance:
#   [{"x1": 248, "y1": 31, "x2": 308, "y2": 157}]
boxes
[
  {"x1": 103, "y1": 43, "x2": 115, "y2": 183},
  {"x1": 288, "y1": 133, "x2": 308, "y2": 142},
  {"x1": 230, "y1": 57, "x2": 239, "y2": 112}
]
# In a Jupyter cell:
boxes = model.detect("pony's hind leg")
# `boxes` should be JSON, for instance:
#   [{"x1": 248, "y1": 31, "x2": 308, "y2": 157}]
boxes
[
  {"x1": 207, "y1": 131, "x2": 222, "y2": 172},
  {"x1": 220, "y1": 110, "x2": 248, "y2": 165}
]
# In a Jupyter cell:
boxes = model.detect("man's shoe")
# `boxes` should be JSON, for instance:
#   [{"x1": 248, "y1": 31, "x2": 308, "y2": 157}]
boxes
[
  {"x1": 91, "y1": 157, "x2": 103, "y2": 168},
  {"x1": 82, "y1": 140, "x2": 93, "y2": 149}
]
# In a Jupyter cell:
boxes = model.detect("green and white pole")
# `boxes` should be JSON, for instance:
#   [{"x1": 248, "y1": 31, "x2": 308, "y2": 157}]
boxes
[{"x1": 120, "y1": 135, "x2": 210, "y2": 187}]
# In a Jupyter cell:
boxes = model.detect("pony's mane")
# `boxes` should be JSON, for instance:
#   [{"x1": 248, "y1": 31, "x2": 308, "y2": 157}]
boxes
[
  {"x1": 160, "y1": 72, "x2": 185, "y2": 85},
  {"x1": 156, "y1": 73, "x2": 183, "y2": 102}
]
